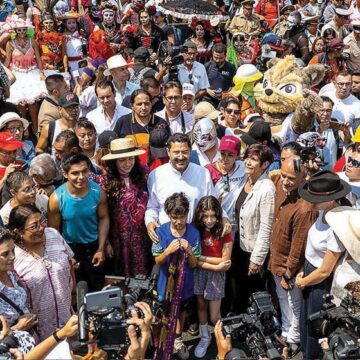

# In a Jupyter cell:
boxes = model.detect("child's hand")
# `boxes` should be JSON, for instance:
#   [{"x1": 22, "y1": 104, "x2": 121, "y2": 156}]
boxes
[
  {"x1": 179, "y1": 239, "x2": 189, "y2": 251},
  {"x1": 166, "y1": 239, "x2": 180, "y2": 255},
  {"x1": 216, "y1": 260, "x2": 232, "y2": 271}
]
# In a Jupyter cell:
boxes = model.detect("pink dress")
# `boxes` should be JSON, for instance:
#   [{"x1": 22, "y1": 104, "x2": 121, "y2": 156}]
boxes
[
  {"x1": 14, "y1": 228, "x2": 73, "y2": 341},
  {"x1": 8, "y1": 39, "x2": 46, "y2": 105}
]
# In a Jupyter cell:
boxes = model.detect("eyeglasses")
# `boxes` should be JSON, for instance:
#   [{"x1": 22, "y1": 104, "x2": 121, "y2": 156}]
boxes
[
  {"x1": 347, "y1": 156, "x2": 360, "y2": 168},
  {"x1": 336, "y1": 82, "x2": 352, "y2": 88},
  {"x1": 5, "y1": 126, "x2": 24, "y2": 133},
  {"x1": 165, "y1": 95, "x2": 182, "y2": 102},
  {"x1": 188, "y1": 73, "x2": 194, "y2": 85},
  {"x1": 23, "y1": 217, "x2": 47, "y2": 232},
  {"x1": 222, "y1": 174, "x2": 230, "y2": 192},
  {"x1": 319, "y1": 109, "x2": 332, "y2": 114},
  {"x1": 225, "y1": 108, "x2": 241, "y2": 115}
]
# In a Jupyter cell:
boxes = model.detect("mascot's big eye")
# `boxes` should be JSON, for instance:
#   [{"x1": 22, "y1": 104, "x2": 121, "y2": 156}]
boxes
[
  {"x1": 263, "y1": 79, "x2": 269, "y2": 88},
  {"x1": 280, "y1": 84, "x2": 297, "y2": 94}
]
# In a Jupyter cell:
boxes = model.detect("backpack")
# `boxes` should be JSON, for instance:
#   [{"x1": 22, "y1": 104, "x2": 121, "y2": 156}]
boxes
[{"x1": 128, "y1": 67, "x2": 152, "y2": 85}]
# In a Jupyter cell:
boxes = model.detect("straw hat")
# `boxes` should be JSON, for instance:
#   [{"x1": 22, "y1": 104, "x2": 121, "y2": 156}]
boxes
[
  {"x1": 325, "y1": 207, "x2": 360, "y2": 264},
  {"x1": 101, "y1": 138, "x2": 146, "y2": 161}
]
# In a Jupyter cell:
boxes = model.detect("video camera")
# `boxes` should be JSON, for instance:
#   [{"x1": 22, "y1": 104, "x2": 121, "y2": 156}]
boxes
[
  {"x1": 76, "y1": 266, "x2": 160, "y2": 359},
  {"x1": 221, "y1": 292, "x2": 282, "y2": 360},
  {"x1": 308, "y1": 293, "x2": 360, "y2": 359},
  {"x1": 157, "y1": 41, "x2": 186, "y2": 82},
  {"x1": 0, "y1": 332, "x2": 19, "y2": 360}
]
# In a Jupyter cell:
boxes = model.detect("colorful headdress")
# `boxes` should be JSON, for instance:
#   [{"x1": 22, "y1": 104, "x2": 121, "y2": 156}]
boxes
[
  {"x1": 6, "y1": 15, "x2": 35, "y2": 29},
  {"x1": 58, "y1": 10, "x2": 80, "y2": 20},
  {"x1": 190, "y1": 16, "x2": 211, "y2": 32}
]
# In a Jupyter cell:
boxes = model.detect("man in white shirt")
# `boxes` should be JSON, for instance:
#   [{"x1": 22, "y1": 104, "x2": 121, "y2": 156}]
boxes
[
  {"x1": 79, "y1": 55, "x2": 139, "y2": 116},
  {"x1": 87, "y1": 80, "x2": 131, "y2": 135},
  {"x1": 319, "y1": 71, "x2": 360, "y2": 132},
  {"x1": 145, "y1": 133, "x2": 231, "y2": 242},
  {"x1": 156, "y1": 81, "x2": 195, "y2": 134}
]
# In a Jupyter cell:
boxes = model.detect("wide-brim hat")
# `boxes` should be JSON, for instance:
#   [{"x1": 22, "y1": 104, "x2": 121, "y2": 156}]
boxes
[
  {"x1": 57, "y1": 10, "x2": 80, "y2": 20},
  {"x1": 0, "y1": 112, "x2": 29, "y2": 130},
  {"x1": 325, "y1": 207, "x2": 360, "y2": 264},
  {"x1": 6, "y1": 15, "x2": 34, "y2": 29},
  {"x1": 298, "y1": 170, "x2": 352, "y2": 203},
  {"x1": 104, "y1": 54, "x2": 128, "y2": 76},
  {"x1": 102, "y1": 138, "x2": 146, "y2": 161}
]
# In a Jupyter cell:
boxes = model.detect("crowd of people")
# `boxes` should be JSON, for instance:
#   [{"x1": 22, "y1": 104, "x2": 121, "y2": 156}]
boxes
[{"x1": 1, "y1": 0, "x2": 360, "y2": 359}]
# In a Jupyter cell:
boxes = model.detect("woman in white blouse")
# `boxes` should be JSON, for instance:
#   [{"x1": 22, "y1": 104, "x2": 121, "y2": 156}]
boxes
[{"x1": 296, "y1": 171, "x2": 352, "y2": 360}]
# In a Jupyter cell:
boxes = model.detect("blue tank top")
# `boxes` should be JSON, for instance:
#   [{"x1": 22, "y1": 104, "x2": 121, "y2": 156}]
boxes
[{"x1": 54, "y1": 180, "x2": 101, "y2": 244}]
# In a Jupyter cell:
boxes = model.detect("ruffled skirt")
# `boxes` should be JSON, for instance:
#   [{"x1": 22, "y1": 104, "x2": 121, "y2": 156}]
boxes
[{"x1": 8, "y1": 69, "x2": 47, "y2": 105}]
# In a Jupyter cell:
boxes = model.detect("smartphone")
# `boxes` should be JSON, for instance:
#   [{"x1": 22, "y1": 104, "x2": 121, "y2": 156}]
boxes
[{"x1": 329, "y1": 120, "x2": 345, "y2": 132}]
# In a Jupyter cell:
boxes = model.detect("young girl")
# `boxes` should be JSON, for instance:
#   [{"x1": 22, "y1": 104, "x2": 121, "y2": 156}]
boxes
[
  {"x1": 193, "y1": 196, "x2": 233, "y2": 359},
  {"x1": 152, "y1": 192, "x2": 200, "y2": 360}
]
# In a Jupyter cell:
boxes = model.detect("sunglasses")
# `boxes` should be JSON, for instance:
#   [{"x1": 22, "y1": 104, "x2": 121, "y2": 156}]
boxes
[
  {"x1": 225, "y1": 108, "x2": 241, "y2": 115},
  {"x1": 347, "y1": 156, "x2": 360, "y2": 168}
]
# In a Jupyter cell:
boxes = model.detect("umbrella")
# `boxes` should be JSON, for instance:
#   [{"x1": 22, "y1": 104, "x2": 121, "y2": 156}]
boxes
[{"x1": 157, "y1": 0, "x2": 228, "y2": 21}]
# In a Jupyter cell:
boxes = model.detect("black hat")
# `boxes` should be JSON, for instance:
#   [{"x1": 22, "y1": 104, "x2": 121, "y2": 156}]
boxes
[
  {"x1": 98, "y1": 130, "x2": 118, "y2": 149},
  {"x1": 134, "y1": 47, "x2": 150, "y2": 60},
  {"x1": 241, "y1": 119, "x2": 271, "y2": 145},
  {"x1": 150, "y1": 128, "x2": 170, "y2": 158},
  {"x1": 59, "y1": 92, "x2": 79, "y2": 108},
  {"x1": 298, "y1": 170, "x2": 352, "y2": 203}
]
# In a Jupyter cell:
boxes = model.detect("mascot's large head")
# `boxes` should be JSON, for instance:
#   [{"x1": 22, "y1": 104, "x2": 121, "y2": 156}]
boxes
[{"x1": 254, "y1": 55, "x2": 325, "y2": 133}]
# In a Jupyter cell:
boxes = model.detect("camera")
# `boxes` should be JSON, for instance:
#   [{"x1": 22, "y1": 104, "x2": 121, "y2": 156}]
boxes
[
  {"x1": 76, "y1": 266, "x2": 160, "y2": 359},
  {"x1": 157, "y1": 41, "x2": 186, "y2": 81},
  {"x1": 0, "y1": 326, "x2": 19, "y2": 360},
  {"x1": 308, "y1": 293, "x2": 360, "y2": 359},
  {"x1": 221, "y1": 292, "x2": 282, "y2": 360}
]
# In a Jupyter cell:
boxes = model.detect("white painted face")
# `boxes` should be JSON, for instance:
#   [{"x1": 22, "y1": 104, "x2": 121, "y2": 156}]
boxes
[
  {"x1": 140, "y1": 13, "x2": 150, "y2": 25},
  {"x1": 103, "y1": 10, "x2": 115, "y2": 25}
]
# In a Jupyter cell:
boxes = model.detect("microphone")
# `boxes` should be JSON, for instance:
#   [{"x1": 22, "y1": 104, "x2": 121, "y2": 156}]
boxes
[{"x1": 77, "y1": 281, "x2": 88, "y2": 342}]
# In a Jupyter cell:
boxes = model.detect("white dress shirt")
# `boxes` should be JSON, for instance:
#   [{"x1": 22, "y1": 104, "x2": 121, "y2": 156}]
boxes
[
  {"x1": 87, "y1": 102, "x2": 132, "y2": 135},
  {"x1": 145, "y1": 162, "x2": 217, "y2": 226},
  {"x1": 155, "y1": 109, "x2": 195, "y2": 134}
]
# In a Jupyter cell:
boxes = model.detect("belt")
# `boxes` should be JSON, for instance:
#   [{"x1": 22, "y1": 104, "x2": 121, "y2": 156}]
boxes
[{"x1": 68, "y1": 56, "x2": 83, "y2": 61}]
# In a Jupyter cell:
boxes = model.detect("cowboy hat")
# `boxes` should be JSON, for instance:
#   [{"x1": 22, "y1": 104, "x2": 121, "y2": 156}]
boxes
[
  {"x1": 101, "y1": 138, "x2": 146, "y2": 161},
  {"x1": 0, "y1": 112, "x2": 29, "y2": 130},
  {"x1": 298, "y1": 170, "x2": 351, "y2": 203},
  {"x1": 325, "y1": 207, "x2": 360, "y2": 264}
]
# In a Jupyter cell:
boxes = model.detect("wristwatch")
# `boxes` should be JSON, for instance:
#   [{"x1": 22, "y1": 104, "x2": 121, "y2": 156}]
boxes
[{"x1": 52, "y1": 330, "x2": 62, "y2": 343}]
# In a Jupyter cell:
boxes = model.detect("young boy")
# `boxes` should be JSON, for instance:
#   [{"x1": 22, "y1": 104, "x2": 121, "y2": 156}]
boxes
[{"x1": 152, "y1": 192, "x2": 201, "y2": 360}]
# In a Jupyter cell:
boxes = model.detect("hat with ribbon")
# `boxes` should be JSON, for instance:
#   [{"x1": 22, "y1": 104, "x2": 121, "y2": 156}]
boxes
[{"x1": 101, "y1": 138, "x2": 146, "y2": 160}]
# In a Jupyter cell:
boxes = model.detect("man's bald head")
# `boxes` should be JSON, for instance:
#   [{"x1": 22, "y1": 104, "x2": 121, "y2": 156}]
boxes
[{"x1": 280, "y1": 155, "x2": 306, "y2": 194}]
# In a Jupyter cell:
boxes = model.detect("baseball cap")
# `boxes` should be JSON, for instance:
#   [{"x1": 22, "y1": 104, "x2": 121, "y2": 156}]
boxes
[
  {"x1": 218, "y1": 135, "x2": 241, "y2": 155},
  {"x1": 98, "y1": 130, "x2": 118, "y2": 149},
  {"x1": 262, "y1": 33, "x2": 284, "y2": 51},
  {"x1": 149, "y1": 128, "x2": 170, "y2": 158},
  {"x1": 195, "y1": 102, "x2": 221, "y2": 120},
  {"x1": 0, "y1": 132, "x2": 23, "y2": 151},
  {"x1": 183, "y1": 41, "x2": 197, "y2": 50},
  {"x1": 59, "y1": 92, "x2": 79, "y2": 108},
  {"x1": 182, "y1": 83, "x2": 195, "y2": 97},
  {"x1": 328, "y1": 38, "x2": 350, "y2": 51},
  {"x1": 134, "y1": 47, "x2": 150, "y2": 60},
  {"x1": 241, "y1": 120, "x2": 271, "y2": 145}
]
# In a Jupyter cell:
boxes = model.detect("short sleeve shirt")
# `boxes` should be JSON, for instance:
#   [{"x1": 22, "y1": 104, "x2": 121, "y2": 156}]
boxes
[
  {"x1": 305, "y1": 210, "x2": 345, "y2": 268},
  {"x1": 201, "y1": 231, "x2": 233, "y2": 258},
  {"x1": 152, "y1": 222, "x2": 201, "y2": 302}
]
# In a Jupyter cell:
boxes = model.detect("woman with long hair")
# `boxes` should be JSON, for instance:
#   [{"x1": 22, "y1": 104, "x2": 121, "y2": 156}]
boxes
[{"x1": 95, "y1": 138, "x2": 151, "y2": 276}]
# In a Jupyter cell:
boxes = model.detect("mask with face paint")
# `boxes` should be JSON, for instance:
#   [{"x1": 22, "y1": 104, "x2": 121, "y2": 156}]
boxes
[
  {"x1": 193, "y1": 118, "x2": 217, "y2": 152},
  {"x1": 102, "y1": 10, "x2": 115, "y2": 25},
  {"x1": 140, "y1": 14, "x2": 150, "y2": 25},
  {"x1": 90, "y1": 6, "x2": 101, "y2": 19},
  {"x1": 286, "y1": 14, "x2": 297, "y2": 30}
]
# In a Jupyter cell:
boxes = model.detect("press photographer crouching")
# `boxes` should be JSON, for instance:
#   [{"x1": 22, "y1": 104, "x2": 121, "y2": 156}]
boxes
[
  {"x1": 214, "y1": 291, "x2": 284, "y2": 360},
  {"x1": 0, "y1": 301, "x2": 154, "y2": 360}
]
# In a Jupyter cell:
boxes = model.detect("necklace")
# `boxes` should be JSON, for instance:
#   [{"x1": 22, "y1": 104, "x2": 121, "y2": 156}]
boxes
[{"x1": 18, "y1": 242, "x2": 52, "y2": 269}]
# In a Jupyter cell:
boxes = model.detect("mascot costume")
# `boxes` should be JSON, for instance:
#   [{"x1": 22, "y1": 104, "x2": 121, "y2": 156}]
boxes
[{"x1": 254, "y1": 55, "x2": 325, "y2": 143}]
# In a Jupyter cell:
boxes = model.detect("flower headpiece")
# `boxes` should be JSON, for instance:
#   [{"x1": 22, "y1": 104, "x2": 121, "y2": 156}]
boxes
[
  {"x1": 6, "y1": 15, "x2": 34, "y2": 29},
  {"x1": 190, "y1": 17, "x2": 211, "y2": 32}
]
